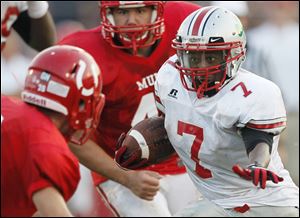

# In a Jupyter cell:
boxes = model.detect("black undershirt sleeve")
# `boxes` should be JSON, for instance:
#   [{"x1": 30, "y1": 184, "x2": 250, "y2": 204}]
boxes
[
  {"x1": 240, "y1": 127, "x2": 274, "y2": 155},
  {"x1": 12, "y1": 11, "x2": 31, "y2": 44}
]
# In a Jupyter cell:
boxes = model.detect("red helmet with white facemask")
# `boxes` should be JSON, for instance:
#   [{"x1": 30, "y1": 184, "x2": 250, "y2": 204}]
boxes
[
  {"x1": 21, "y1": 45, "x2": 105, "y2": 145},
  {"x1": 172, "y1": 6, "x2": 246, "y2": 98},
  {"x1": 100, "y1": 1, "x2": 165, "y2": 55}
]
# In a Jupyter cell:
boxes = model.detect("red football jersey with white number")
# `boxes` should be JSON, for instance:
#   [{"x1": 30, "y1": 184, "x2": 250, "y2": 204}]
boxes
[
  {"x1": 1, "y1": 96, "x2": 80, "y2": 217},
  {"x1": 59, "y1": 1, "x2": 201, "y2": 185}
]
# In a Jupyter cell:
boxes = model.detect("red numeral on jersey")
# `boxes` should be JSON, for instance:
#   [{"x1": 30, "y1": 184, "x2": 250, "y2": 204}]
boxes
[
  {"x1": 177, "y1": 121, "x2": 212, "y2": 179},
  {"x1": 231, "y1": 82, "x2": 252, "y2": 97}
]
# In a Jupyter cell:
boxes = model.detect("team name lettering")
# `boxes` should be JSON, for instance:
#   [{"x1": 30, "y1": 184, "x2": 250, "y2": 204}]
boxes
[{"x1": 136, "y1": 73, "x2": 157, "y2": 91}]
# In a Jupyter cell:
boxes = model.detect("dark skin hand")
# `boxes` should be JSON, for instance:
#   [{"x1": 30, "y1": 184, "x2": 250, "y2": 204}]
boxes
[{"x1": 233, "y1": 142, "x2": 284, "y2": 189}]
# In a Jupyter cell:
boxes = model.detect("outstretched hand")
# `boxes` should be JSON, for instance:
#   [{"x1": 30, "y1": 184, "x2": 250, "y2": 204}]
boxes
[{"x1": 232, "y1": 164, "x2": 284, "y2": 189}]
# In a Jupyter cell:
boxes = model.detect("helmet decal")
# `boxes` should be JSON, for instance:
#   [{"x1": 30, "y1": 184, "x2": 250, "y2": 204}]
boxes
[{"x1": 75, "y1": 60, "x2": 99, "y2": 97}]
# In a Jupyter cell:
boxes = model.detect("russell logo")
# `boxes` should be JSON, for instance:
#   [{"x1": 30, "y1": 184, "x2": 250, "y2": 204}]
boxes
[{"x1": 168, "y1": 89, "x2": 178, "y2": 99}]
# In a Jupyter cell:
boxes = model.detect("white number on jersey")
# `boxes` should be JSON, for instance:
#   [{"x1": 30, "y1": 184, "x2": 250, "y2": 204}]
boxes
[{"x1": 131, "y1": 93, "x2": 159, "y2": 127}]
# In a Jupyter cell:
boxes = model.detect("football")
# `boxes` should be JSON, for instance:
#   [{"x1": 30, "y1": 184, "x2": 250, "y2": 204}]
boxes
[{"x1": 115, "y1": 116, "x2": 175, "y2": 169}]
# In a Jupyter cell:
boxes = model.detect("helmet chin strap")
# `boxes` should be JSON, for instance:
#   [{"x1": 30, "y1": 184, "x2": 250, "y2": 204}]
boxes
[
  {"x1": 196, "y1": 80, "x2": 222, "y2": 99},
  {"x1": 117, "y1": 31, "x2": 151, "y2": 55},
  {"x1": 196, "y1": 80, "x2": 208, "y2": 99}
]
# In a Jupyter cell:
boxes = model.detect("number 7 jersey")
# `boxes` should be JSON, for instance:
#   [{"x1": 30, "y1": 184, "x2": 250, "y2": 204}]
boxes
[{"x1": 154, "y1": 55, "x2": 299, "y2": 208}]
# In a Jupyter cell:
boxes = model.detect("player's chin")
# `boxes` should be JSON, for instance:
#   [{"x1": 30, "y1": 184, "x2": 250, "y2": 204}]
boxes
[
  {"x1": 144, "y1": 196, "x2": 155, "y2": 201},
  {"x1": 193, "y1": 77, "x2": 206, "y2": 88}
]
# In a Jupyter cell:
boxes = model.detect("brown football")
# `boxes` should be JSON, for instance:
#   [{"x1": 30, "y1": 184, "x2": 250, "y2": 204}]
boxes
[{"x1": 117, "y1": 116, "x2": 175, "y2": 169}]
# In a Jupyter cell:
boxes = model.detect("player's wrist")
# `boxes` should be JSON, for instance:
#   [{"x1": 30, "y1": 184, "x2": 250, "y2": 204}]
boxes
[
  {"x1": 118, "y1": 170, "x2": 135, "y2": 189},
  {"x1": 27, "y1": 1, "x2": 49, "y2": 19},
  {"x1": 247, "y1": 161, "x2": 263, "y2": 169}
]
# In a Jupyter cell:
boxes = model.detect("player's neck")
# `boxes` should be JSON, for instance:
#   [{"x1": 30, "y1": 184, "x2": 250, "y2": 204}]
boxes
[
  {"x1": 39, "y1": 108, "x2": 66, "y2": 130},
  {"x1": 136, "y1": 44, "x2": 155, "y2": 57}
]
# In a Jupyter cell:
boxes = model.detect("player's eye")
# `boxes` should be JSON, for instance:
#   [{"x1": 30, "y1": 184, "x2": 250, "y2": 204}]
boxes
[
  {"x1": 206, "y1": 56, "x2": 216, "y2": 63},
  {"x1": 136, "y1": 8, "x2": 144, "y2": 14},
  {"x1": 116, "y1": 9, "x2": 128, "y2": 15}
]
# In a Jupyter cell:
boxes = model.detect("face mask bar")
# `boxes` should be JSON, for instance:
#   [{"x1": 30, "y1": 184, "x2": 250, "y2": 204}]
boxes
[
  {"x1": 178, "y1": 60, "x2": 228, "y2": 98},
  {"x1": 100, "y1": 2, "x2": 165, "y2": 55},
  {"x1": 102, "y1": 20, "x2": 164, "y2": 54},
  {"x1": 173, "y1": 40, "x2": 244, "y2": 98},
  {"x1": 67, "y1": 94, "x2": 105, "y2": 145}
]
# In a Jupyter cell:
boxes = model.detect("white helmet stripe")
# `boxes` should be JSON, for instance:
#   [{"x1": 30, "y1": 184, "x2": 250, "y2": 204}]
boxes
[{"x1": 199, "y1": 8, "x2": 219, "y2": 36}]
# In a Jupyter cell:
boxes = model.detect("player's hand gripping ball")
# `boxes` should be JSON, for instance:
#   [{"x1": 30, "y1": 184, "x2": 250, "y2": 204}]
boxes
[{"x1": 115, "y1": 116, "x2": 175, "y2": 169}]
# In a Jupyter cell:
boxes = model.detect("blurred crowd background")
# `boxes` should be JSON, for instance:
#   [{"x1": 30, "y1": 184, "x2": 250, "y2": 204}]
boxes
[{"x1": 1, "y1": 1, "x2": 299, "y2": 215}]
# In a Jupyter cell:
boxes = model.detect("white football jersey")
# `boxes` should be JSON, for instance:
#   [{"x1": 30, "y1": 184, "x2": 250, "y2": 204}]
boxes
[
  {"x1": 1, "y1": 1, "x2": 28, "y2": 49},
  {"x1": 154, "y1": 54, "x2": 299, "y2": 208}
]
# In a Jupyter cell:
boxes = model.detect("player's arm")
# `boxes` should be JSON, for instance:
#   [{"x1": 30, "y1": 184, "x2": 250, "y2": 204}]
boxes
[
  {"x1": 68, "y1": 139, "x2": 161, "y2": 201},
  {"x1": 232, "y1": 127, "x2": 283, "y2": 189},
  {"x1": 13, "y1": 1, "x2": 56, "y2": 51},
  {"x1": 241, "y1": 127, "x2": 273, "y2": 167},
  {"x1": 32, "y1": 187, "x2": 73, "y2": 217}
]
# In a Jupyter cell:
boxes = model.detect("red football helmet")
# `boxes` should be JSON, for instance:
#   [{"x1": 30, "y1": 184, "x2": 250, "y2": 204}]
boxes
[
  {"x1": 21, "y1": 45, "x2": 105, "y2": 145},
  {"x1": 100, "y1": 1, "x2": 165, "y2": 55}
]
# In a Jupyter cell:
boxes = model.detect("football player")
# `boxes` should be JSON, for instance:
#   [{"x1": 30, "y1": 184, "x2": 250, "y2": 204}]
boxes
[
  {"x1": 59, "y1": 1, "x2": 201, "y2": 216},
  {"x1": 153, "y1": 6, "x2": 299, "y2": 216},
  {"x1": 1, "y1": 45, "x2": 105, "y2": 217},
  {"x1": 1, "y1": 1, "x2": 56, "y2": 51}
]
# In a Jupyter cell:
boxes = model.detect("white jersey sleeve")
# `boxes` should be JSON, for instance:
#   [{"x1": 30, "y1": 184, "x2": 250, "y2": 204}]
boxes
[
  {"x1": 1, "y1": 1, "x2": 28, "y2": 49},
  {"x1": 215, "y1": 69, "x2": 287, "y2": 135},
  {"x1": 154, "y1": 55, "x2": 178, "y2": 115}
]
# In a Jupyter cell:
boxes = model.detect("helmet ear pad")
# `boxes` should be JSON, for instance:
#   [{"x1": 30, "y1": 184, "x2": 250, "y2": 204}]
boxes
[{"x1": 22, "y1": 45, "x2": 105, "y2": 145}]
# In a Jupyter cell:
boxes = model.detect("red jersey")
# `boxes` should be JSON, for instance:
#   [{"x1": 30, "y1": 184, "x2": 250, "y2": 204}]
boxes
[
  {"x1": 59, "y1": 1, "x2": 200, "y2": 185},
  {"x1": 1, "y1": 96, "x2": 80, "y2": 217}
]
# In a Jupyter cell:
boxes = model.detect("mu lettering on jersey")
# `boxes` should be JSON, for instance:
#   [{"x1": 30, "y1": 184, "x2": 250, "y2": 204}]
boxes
[{"x1": 136, "y1": 73, "x2": 157, "y2": 91}]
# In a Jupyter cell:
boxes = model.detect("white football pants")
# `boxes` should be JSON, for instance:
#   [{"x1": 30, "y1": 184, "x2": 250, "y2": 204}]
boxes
[
  {"x1": 98, "y1": 173, "x2": 201, "y2": 217},
  {"x1": 174, "y1": 198, "x2": 299, "y2": 217}
]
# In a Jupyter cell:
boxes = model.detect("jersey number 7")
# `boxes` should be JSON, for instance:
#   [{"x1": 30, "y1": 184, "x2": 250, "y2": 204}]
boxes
[{"x1": 178, "y1": 121, "x2": 212, "y2": 179}]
